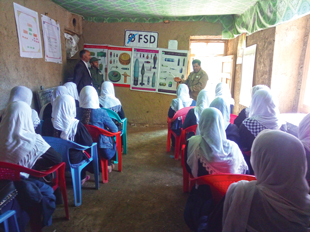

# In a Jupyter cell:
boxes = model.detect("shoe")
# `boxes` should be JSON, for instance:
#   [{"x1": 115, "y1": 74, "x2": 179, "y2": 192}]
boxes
[
  {"x1": 81, "y1": 175, "x2": 90, "y2": 185},
  {"x1": 108, "y1": 164, "x2": 115, "y2": 173}
]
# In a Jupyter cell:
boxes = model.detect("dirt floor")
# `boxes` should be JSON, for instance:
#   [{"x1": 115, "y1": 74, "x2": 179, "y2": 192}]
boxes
[{"x1": 44, "y1": 126, "x2": 192, "y2": 232}]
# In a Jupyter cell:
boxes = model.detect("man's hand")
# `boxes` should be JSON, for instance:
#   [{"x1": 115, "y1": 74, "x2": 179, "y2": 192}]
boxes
[{"x1": 174, "y1": 77, "x2": 181, "y2": 83}]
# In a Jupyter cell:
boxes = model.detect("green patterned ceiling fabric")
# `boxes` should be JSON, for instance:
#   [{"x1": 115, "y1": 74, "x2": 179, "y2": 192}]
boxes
[
  {"x1": 52, "y1": 0, "x2": 310, "y2": 39},
  {"x1": 234, "y1": 0, "x2": 310, "y2": 35}
]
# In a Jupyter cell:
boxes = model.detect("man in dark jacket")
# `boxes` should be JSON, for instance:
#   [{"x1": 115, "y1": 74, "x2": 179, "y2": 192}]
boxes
[{"x1": 73, "y1": 50, "x2": 93, "y2": 93}]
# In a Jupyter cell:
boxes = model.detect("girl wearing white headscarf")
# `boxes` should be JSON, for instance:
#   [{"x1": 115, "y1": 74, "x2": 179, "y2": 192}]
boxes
[
  {"x1": 184, "y1": 107, "x2": 247, "y2": 231},
  {"x1": 215, "y1": 82, "x2": 234, "y2": 113},
  {"x1": 210, "y1": 97, "x2": 240, "y2": 145},
  {"x1": 99, "y1": 81, "x2": 125, "y2": 119},
  {"x1": 77, "y1": 86, "x2": 118, "y2": 172},
  {"x1": 182, "y1": 90, "x2": 210, "y2": 139},
  {"x1": 222, "y1": 130, "x2": 310, "y2": 232},
  {"x1": 298, "y1": 113, "x2": 310, "y2": 180},
  {"x1": 168, "y1": 84, "x2": 196, "y2": 147},
  {"x1": 234, "y1": 84, "x2": 270, "y2": 127},
  {"x1": 0, "y1": 86, "x2": 40, "y2": 129},
  {"x1": 42, "y1": 95, "x2": 93, "y2": 183},
  {"x1": 0, "y1": 101, "x2": 61, "y2": 170},
  {"x1": 64, "y1": 82, "x2": 79, "y2": 105},
  {"x1": 39, "y1": 86, "x2": 69, "y2": 120}
]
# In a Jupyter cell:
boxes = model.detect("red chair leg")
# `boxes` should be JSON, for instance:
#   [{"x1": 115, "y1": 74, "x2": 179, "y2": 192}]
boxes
[
  {"x1": 117, "y1": 135, "x2": 122, "y2": 172},
  {"x1": 101, "y1": 158, "x2": 108, "y2": 183},
  {"x1": 183, "y1": 168, "x2": 189, "y2": 193},
  {"x1": 167, "y1": 130, "x2": 171, "y2": 152},
  {"x1": 58, "y1": 165, "x2": 69, "y2": 220},
  {"x1": 174, "y1": 135, "x2": 180, "y2": 160}
]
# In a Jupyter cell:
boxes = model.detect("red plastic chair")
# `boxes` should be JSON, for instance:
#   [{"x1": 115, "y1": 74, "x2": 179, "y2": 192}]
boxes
[
  {"x1": 229, "y1": 114, "x2": 238, "y2": 124},
  {"x1": 192, "y1": 174, "x2": 256, "y2": 204},
  {"x1": 180, "y1": 124, "x2": 198, "y2": 152},
  {"x1": 167, "y1": 106, "x2": 194, "y2": 160},
  {"x1": 0, "y1": 161, "x2": 69, "y2": 221},
  {"x1": 84, "y1": 124, "x2": 122, "y2": 183}
]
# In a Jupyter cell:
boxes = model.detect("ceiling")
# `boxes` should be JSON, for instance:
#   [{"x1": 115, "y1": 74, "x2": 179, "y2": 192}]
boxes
[{"x1": 53, "y1": 0, "x2": 258, "y2": 22}]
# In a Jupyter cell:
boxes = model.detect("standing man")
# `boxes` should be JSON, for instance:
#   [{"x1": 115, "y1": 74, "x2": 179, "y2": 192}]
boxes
[
  {"x1": 174, "y1": 59, "x2": 208, "y2": 101},
  {"x1": 89, "y1": 57, "x2": 104, "y2": 95},
  {"x1": 73, "y1": 50, "x2": 93, "y2": 93}
]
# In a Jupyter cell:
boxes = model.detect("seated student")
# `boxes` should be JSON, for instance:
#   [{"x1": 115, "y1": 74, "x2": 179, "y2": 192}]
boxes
[
  {"x1": 182, "y1": 89, "x2": 210, "y2": 139},
  {"x1": 0, "y1": 86, "x2": 40, "y2": 129},
  {"x1": 221, "y1": 130, "x2": 310, "y2": 232},
  {"x1": 168, "y1": 84, "x2": 196, "y2": 147},
  {"x1": 0, "y1": 101, "x2": 62, "y2": 170},
  {"x1": 99, "y1": 81, "x2": 125, "y2": 119},
  {"x1": 39, "y1": 86, "x2": 69, "y2": 121},
  {"x1": 64, "y1": 82, "x2": 80, "y2": 108},
  {"x1": 77, "y1": 86, "x2": 118, "y2": 172},
  {"x1": 209, "y1": 97, "x2": 240, "y2": 145},
  {"x1": 298, "y1": 113, "x2": 310, "y2": 180},
  {"x1": 234, "y1": 84, "x2": 269, "y2": 128},
  {"x1": 42, "y1": 95, "x2": 93, "y2": 184},
  {"x1": 215, "y1": 82, "x2": 234, "y2": 113},
  {"x1": 184, "y1": 108, "x2": 248, "y2": 231}
]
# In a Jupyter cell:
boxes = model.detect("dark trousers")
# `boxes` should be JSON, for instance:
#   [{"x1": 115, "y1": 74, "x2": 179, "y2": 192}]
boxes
[{"x1": 32, "y1": 147, "x2": 62, "y2": 171}]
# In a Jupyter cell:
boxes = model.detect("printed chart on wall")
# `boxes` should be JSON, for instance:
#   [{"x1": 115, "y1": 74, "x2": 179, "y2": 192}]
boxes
[
  {"x1": 13, "y1": 3, "x2": 43, "y2": 58},
  {"x1": 157, "y1": 49, "x2": 189, "y2": 95},
  {"x1": 131, "y1": 48, "x2": 159, "y2": 92},
  {"x1": 107, "y1": 46, "x2": 132, "y2": 87},
  {"x1": 41, "y1": 14, "x2": 62, "y2": 63},
  {"x1": 84, "y1": 44, "x2": 108, "y2": 80}
]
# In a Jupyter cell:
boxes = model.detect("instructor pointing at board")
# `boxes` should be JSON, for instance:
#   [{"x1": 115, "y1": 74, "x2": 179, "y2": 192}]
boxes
[{"x1": 174, "y1": 59, "x2": 208, "y2": 101}]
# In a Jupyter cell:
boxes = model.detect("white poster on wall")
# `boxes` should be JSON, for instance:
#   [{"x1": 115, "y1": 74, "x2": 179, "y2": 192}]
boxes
[
  {"x1": 157, "y1": 49, "x2": 189, "y2": 95},
  {"x1": 131, "y1": 48, "x2": 160, "y2": 92},
  {"x1": 41, "y1": 14, "x2": 62, "y2": 63},
  {"x1": 13, "y1": 3, "x2": 43, "y2": 58}
]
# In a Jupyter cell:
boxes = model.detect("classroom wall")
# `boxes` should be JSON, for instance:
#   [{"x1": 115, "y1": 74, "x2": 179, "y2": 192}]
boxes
[
  {"x1": 0, "y1": 0, "x2": 82, "y2": 110},
  {"x1": 82, "y1": 21, "x2": 223, "y2": 125}
]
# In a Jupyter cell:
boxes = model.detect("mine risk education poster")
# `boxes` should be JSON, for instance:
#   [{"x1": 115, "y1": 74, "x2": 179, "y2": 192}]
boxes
[
  {"x1": 41, "y1": 14, "x2": 62, "y2": 63},
  {"x1": 124, "y1": 30, "x2": 158, "y2": 48},
  {"x1": 131, "y1": 48, "x2": 160, "y2": 92},
  {"x1": 157, "y1": 49, "x2": 189, "y2": 95},
  {"x1": 14, "y1": 3, "x2": 43, "y2": 58},
  {"x1": 107, "y1": 46, "x2": 133, "y2": 87}
]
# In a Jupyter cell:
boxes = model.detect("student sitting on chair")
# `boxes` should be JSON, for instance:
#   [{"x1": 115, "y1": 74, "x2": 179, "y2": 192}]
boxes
[
  {"x1": 77, "y1": 86, "x2": 118, "y2": 172},
  {"x1": 64, "y1": 81, "x2": 80, "y2": 108},
  {"x1": 215, "y1": 82, "x2": 234, "y2": 113}
]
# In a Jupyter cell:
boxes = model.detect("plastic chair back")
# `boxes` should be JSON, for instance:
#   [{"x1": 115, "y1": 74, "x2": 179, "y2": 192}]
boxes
[
  {"x1": 103, "y1": 108, "x2": 128, "y2": 154},
  {"x1": 43, "y1": 136, "x2": 99, "y2": 207},
  {"x1": 167, "y1": 106, "x2": 194, "y2": 160},
  {"x1": 84, "y1": 124, "x2": 122, "y2": 183},
  {"x1": 229, "y1": 114, "x2": 237, "y2": 124},
  {"x1": 0, "y1": 210, "x2": 19, "y2": 232},
  {"x1": 192, "y1": 174, "x2": 256, "y2": 204},
  {"x1": 180, "y1": 124, "x2": 198, "y2": 149},
  {"x1": 0, "y1": 161, "x2": 69, "y2": 220}
]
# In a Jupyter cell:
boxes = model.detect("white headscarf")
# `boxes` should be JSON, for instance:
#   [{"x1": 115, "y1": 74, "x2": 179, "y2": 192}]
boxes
[
  {"x1": 245, "y1": 85, "x2": 270, "y2": 117},
  {"x1": 64, "y1": 82, "x2": 79, "y2": 101},
  {"x1": 223, "y1": 130, "x2": 310, "y2": 232},
  {"x1": 170, "y1": 84, "x2": 193, "y2": 111},
  {"x1": 193, "y1": 90, "x2": 210, "y2": 124},
  {"x1": 52, "y1": 95, "x2": 79, "y2": 141},
  {"x1": 210, "y1": 97, "x2": 230, "y2": 129},
  {"x1": 215, "y1": 82, "x2": 235, "y2": 105},
  {"x1": 5, "y1": 86, "x2": 40, "y2": 128},
  {"x1": 0, "y1": 101, "x2": 50, "y2": 168},
  {"x1": 99, "y1": 81, "x2": 121, "y2": 109},
  {"x1": 79, "y1": 86, "x2": 100, "y2": 109},
  {"x1": 299, "y1": 113, "x2": 310, "y2": 152},
  {"x1": 187, "y1": 108, "x2": 248, "y2": 178},
  {"x1": 248, "y1": 89, "x2": 280, "y2": 129}
]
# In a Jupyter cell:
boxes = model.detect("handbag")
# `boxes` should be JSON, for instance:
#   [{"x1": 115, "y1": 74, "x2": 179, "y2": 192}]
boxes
[{"x1": 0, "y1": 180, "x2": 18, "y2": 210}]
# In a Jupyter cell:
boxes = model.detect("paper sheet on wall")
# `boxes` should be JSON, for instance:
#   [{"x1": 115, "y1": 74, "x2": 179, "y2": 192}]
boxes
[
  {"x1": 107, "y1": 46, "x2": 133, "y2": 87},
  {"x1": 13, "y1": 3, "x2": 43, "y2": 58},
  {"x1": 41, "y1": 14, "x2": 62, "y2": 63},
  {"x1": 130, "y1": 48, "x2": 159, "y2": 92},
  {"x1": 84, "y1": 44, "x2": 108, "y2": 81},
  {"x1": 157, "y1": 49, "x2": 189, "y2": 95}
]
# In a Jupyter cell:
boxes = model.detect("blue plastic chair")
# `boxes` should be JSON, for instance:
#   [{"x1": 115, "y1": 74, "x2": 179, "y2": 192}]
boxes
[
  {"x1": 0, "y1": 210, "x2": 19, "y2": 232},
  {"x1": 103, "y1": 108, "x2": 128, "y2": 154},
  {"x1": 43, "y1": 136, "x2": 99, "y2": 207}
]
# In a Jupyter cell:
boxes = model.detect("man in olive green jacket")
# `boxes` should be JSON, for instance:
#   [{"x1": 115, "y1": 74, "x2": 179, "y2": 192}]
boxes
[
  {"x1": 89, "y1": 57, "x2": 104, "y2": 95},
  {"x1": 174, "y1": 59, "x2": 208, "y2": 101}
]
